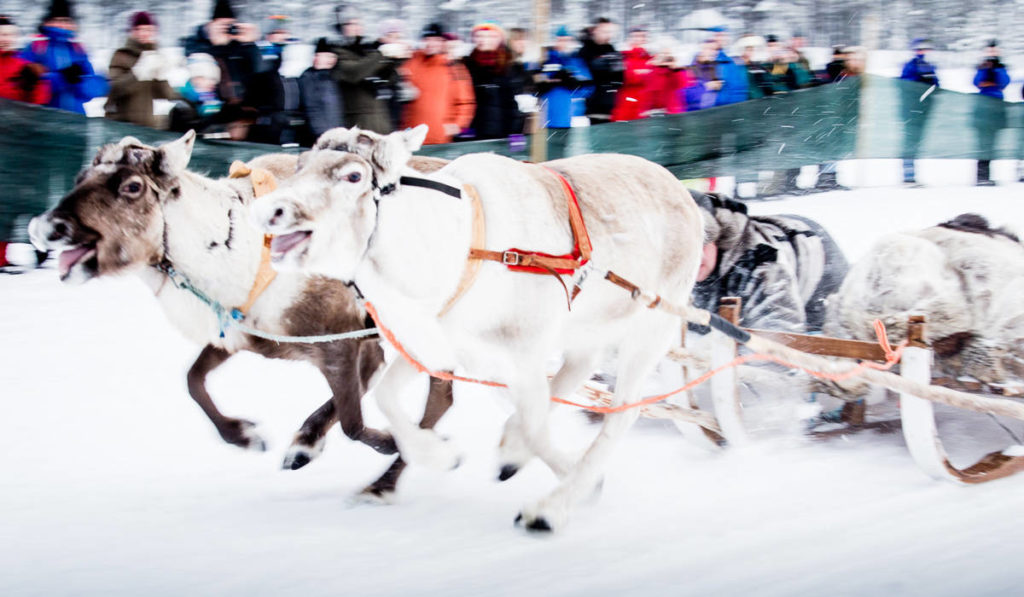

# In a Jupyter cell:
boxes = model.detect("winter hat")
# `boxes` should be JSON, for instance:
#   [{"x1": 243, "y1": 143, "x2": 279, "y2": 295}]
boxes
[
  {"x1": 211, "y1": 0, "x2": 235, "y2": 21},
  {"x1": 441, "y1": 32, "x2": 459, "y2": 42},
  {"x1": 553, "y1": 25, "x2": 571, "y2": 38},
  {"x1": 765, "y1": 34, "x2": 779, "y2": 43},
  {"x1": 130, "y1": 11, "x2": 156, "y2": 29},
  {"x1": 265, "y1": 14, "x2": 289, "y2": 34},
  {"x1": 471, "y1": 21, "x2": 505, "y2": 39},
  {"x1": 314, "y1": 37, "x2": 331, "y2": 54},
  {"x1": 628, "y1": 25, "x2": 648, "y2": 34},
  {"x1": 378, "y1": 18, "x2": 405, "y2": 38},
  {"x1": 421, "y1": 22, "x2": 444, "y2": 39},
  {"x1": 43, "y1": 0, "x2": 73, "y2": 21},
  {"x1": 187, "y1": 53, "x2": 221, "y2": 83},
  {"x1": 0, "y1": 15, "x2": 14, "y2": 27},
  {"x1": 986, "y1": 39, "x2": 999, "y2": 48},
  {"x1": 911, "y1": 37, "x2": 933, "y2": 51}
]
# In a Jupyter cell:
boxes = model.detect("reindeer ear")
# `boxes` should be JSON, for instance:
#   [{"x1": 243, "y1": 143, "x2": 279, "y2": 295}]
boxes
[
  {"x1": 401, "y1": 124, "x2": 428, "y2": 152},
  {"x1": 159, "y1": 130, "x2": 196, "y2": 175}
]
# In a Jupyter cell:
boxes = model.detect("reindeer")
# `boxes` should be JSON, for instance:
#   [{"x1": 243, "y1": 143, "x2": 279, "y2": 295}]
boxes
[
  {"x1": 28, "y1": 131, "x2": 453, "y2": 498},
  {"x1": 253, "y1": 125, "x2": 705, "y2": 531}
]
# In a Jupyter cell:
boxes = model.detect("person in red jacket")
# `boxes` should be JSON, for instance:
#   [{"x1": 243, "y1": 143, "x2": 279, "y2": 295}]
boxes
[
  {"x1": 644, "y1": 43, "x2": 690, "y2": 116},
  {"x1": 611, "y1": 26, "x2": 654, "y2": 122},
  {"x1": 0, "y1": 15, "x2": 50, "y2": 105}
]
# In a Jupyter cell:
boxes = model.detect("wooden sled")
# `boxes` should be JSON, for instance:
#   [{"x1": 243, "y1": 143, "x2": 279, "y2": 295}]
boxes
[{"x1": 580, "y1": 296, "x2": 1024, "y2": 484}]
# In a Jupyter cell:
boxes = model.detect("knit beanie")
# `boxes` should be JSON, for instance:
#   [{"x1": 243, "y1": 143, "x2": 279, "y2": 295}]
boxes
[
  {"x1": 130, "y1": 11, "x2": 155, "y2": 29},
  {"x1": 44, "y1": 0, "x2": 74, "y2": 21},
  {"x1": 187, "y1": 53, "x2": 221, "y2": 83},
  {"x1": 211, "y1": 0, "x2": 235, "y2": 21}
]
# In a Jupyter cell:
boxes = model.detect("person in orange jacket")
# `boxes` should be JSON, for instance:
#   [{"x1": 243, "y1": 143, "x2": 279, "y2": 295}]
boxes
[{"x1": 400, "y1": 23, "x2": 475, "y2": 144}]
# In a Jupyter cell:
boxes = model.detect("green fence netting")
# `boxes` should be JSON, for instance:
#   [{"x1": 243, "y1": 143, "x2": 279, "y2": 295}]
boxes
[{"x1": 3, "y1": 74, "x2": 1023, "y2": 242}]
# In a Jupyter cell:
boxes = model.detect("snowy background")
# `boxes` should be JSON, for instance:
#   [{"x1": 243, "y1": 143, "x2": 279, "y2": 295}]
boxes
[{"x1": 4, "y1": 174, "x2": 1024, "y2": 595}]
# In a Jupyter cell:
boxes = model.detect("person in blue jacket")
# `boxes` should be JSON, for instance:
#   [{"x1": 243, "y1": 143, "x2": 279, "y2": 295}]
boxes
[
  {"x1": 898, "y1": 38, "x2": 939, "y2": 184},
  {"x1": 974, "y1": 39, "x2": 1009, "y2": 99},
  {"x1": 536, "y1": 26, "x2": 593, "y2": 128},
  {"x1": 18, "y1": 0, "x2": 107, "y2": 115},
  {"x1": 708, "y1": 26, "x2": 749, "y2": 106},
  {"x1": 973, "y1": 40, "x2": 1009, "y2": 185}
]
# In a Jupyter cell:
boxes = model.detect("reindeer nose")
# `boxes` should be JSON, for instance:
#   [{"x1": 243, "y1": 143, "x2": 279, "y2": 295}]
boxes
[
  {"x1": 28, "y1": 213, "x2": 73, "y2": 250},
  {"x1": 270, "y1": 207, "x2": 286, "y2": 226}
]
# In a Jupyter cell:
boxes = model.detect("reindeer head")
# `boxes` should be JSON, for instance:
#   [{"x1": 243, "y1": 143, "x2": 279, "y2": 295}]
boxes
[
  {"x1": 311, "y1": 124, "x2": 428, "y2": 194},
  {"x1": 252, "y1": 148, "x2": 377, "y2": 281},
  {"x1": 29, "y1": 131, "x2": 196, "y2": 283}
]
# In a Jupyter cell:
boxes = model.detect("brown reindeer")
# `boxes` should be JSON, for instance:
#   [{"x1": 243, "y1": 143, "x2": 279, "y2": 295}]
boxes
[{"x1": 28, "y1": 131, "x2": 452, "y2": 498}]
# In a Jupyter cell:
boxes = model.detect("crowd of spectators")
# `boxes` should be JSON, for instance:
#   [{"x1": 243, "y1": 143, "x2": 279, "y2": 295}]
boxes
[{"x1": 0, "y1": 0, "x2": 1016, "y2": 160}]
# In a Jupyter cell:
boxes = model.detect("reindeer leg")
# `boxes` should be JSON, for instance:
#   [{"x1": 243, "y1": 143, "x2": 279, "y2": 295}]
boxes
[
  {"x1": 361, "y1": 378, "x2": 455, "y2": 500},
  {"x1": 518, "y1": 315, "x2": 677, "y2": 533},
  {"x1": 326, "y1": 340, "x2": 397, "y2": 454},
  {"x1": 281, "y1": 398, "x2": 336, "y2": 470},
  {"x1": 187, "y1": 344, "x2": 267, "y2": 451}
]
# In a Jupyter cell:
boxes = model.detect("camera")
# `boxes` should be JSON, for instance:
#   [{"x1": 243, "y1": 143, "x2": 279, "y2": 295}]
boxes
[{"x1": 227, "y1": 23, "x2": 240, "y2": 36}]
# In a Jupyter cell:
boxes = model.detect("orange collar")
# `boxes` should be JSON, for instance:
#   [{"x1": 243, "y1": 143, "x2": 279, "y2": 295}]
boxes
[{"x1": 228, "y1": 161, "x2": 279, "y2": 318}]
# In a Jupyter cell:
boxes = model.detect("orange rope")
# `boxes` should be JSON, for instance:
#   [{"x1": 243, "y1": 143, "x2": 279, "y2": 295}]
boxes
[{"x1": 364, "y1": 299, "x2": 904, "y2": 414}]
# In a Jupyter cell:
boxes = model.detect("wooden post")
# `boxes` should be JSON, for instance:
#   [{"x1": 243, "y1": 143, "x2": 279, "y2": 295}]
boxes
[{"x1": 712, "y1": 297, "x2": 749, "y2": 446}]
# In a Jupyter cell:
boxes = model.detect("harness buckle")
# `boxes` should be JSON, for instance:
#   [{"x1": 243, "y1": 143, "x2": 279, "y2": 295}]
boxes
[{"x1": 502, "y1": 251, "x2": 521, "y2": 266}]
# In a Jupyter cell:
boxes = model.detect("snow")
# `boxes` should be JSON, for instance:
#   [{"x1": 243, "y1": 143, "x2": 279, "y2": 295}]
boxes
[{"x1": 5, "y1": 180, "x2": 1024, "y2": 595}]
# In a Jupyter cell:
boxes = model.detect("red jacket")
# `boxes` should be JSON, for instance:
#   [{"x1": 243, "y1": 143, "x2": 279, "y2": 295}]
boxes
[
  {"x1": 611, "y1": 47, "x2": 655, "y2": 122},
  {"x1": 647, "y1": 65, "x2": 690, "y2": 115},
  {"x1": 0, "y1": 51, "x2": 50, "y2": 105}
]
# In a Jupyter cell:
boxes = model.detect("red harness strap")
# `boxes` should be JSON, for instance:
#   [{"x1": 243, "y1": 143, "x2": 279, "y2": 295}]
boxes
[{"x1": 468, "y1": 166, "x2": 592, "y2": 275}]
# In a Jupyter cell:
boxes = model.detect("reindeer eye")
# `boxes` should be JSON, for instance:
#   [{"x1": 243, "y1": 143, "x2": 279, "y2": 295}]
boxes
[
  {"x1": 121, "y1": 181, "x2": 143, "y2": 196},
  {"x1": 346, "y1": 172, "x2": 362, "y2": 183}
]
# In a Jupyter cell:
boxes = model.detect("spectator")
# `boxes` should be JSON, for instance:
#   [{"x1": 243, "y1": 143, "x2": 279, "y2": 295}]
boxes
[
  {"x1": 377, "y1": 19, "x2": 413, "y2": 131},
  {"x1": 0, "y1": 15, "x2": 49, "y2": 105},
  {"x1": 104, "y1": 12, "x2": 176, "y2": 128},
  {"x1": 463, "y1": 22, "x2": 527, "y2": 139},
  {"x1": 168, "y1": 53, "x2": 224, "y2": 134},
  {"x1": 578, "y1": 17, "x2": 623, "y2": 124},
  {"x1": 899, "y1": 38, "x2": 939, "y2": 185},
  {"x1": 685, "y1": 40, "x2": 721, "y2": 111},
  {"x1": 257, "y1": 14, "x2": 291, "y2": 73},
  {"x1": 974, "y1": 39, "x2": 1009, "y2": 100},
  {"x1": 535, "y1": 26, "x2": 593, "y2": 128},
  {"x1": 734, "y1": 35, "x2": 771, "y2": 99},
  {"x1": 299, "y1": 37, "x2": 343, "y2": 143},
  {"x1": 824, "y1": 46, "x2": 847, "y2": 83},
  {"x1": 400, "y1": 23, "x2": 475, "y2": 144},
  {"x1": 19, "y1": 0, "x2": 107, "y2": 115},
  {"x1": 243, "y1": 44, "x2": 302, "y2": 145},
  {"x1": 766, "y1": 35, "x2": 811, "y2": 93},
  {"x1": 690, "y1": 191, "x2": 848, "y2": 334},
  {"x1": 611, "y1": 26, "x2": 654, "y2": 121},
  {"x1": 330, "y1": 16, "x2": 399, "y2": 134},
  {"x1": 789, "y1": 32, "x2": 811, "y2": 74},
  {"x1": 973, "y1": 40, "x2": 1009, "y2": 186},
  {"x1": 707, "y1": 27, "x2": 748, "y2": 105},
  {"x1": 646, "y1": 41, "x2": 689, "y2": 115},
  {"x1": 183, "y1": 0, "x2": 262, "y2": 105}
]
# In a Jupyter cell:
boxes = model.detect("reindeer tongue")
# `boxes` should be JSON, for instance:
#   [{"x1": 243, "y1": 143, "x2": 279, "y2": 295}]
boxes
[
  {"x1": 270, "y1": 231, "x2": 311, "y2": 257},
  {"x1": 58, "y1": 246, "x2": 93, "y2": 277}
]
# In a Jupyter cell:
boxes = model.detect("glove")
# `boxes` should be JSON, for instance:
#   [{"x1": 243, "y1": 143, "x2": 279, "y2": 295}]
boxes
[
  {"x1": 16, "y1": 64, "x2": 40, "y2": 95},
  {"x1": 132, "y1": 51, "x2": 167, "y2": 82},
  {"x1": 59, "y1": 63, "x2": 85, "y2": 85}
]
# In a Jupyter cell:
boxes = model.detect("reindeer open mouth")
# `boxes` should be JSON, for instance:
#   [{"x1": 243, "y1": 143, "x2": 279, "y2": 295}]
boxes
[
  {"x1": 57, "y1": 244, "x2": 98, "y2": 281},
  {"x1": 270, "y1": 230, "x2": 312, "y2": 262}
]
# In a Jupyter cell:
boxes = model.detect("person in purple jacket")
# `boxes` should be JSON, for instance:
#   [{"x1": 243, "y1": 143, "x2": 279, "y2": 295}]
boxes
[{"x1": 18, "y1": 0, "x2": 107, "y2": 115}]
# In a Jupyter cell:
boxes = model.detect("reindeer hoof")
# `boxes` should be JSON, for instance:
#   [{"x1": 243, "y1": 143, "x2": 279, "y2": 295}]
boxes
[
  {"x1": 353, "y1": 485, "x2": 396, "y2": 505},
  {"x1": 222, "y1": 420, "x2": 268, "y2": 451},
  {"x1": 498, "y1": 464, "x2": 520, "y2": 481},
  {"x1": 281, "y1": 436, "x2": 326, "y2": 470},
  {"x1": 526, "y1": 517, "x2": 553, "y2": 533}
]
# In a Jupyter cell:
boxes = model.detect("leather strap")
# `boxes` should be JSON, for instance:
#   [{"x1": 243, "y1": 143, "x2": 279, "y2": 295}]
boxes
[
  {"x1": 229, "y1": 161, "x2": 279, "y2": 317},
  {"x1": 437, "y1": 184, "x2": 486, "y2": 317}
]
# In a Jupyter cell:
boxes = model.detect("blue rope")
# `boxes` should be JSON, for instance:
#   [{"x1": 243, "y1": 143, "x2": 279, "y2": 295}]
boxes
[{"x1": 156, "y1": 263, "x2": 378, "y2": 344}]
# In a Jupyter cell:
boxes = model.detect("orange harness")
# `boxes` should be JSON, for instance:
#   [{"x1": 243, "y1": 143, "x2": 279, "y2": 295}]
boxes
[
  {"x1": 437, "y1": 166, "x2": 593, "y2": 316},
  {"x1": 228, "y1": 161, "x2": 278, "y2": 317}
]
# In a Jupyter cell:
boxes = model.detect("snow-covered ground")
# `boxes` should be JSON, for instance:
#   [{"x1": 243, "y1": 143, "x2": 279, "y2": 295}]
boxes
[{"x1": 4, "y1": 179, "x2": 1024, "y2": 596}]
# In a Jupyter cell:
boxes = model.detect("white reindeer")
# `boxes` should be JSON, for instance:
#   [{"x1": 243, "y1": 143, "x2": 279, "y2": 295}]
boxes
[{"x1": 253, "y1": 125, "x2": 704, "y2": 531}]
